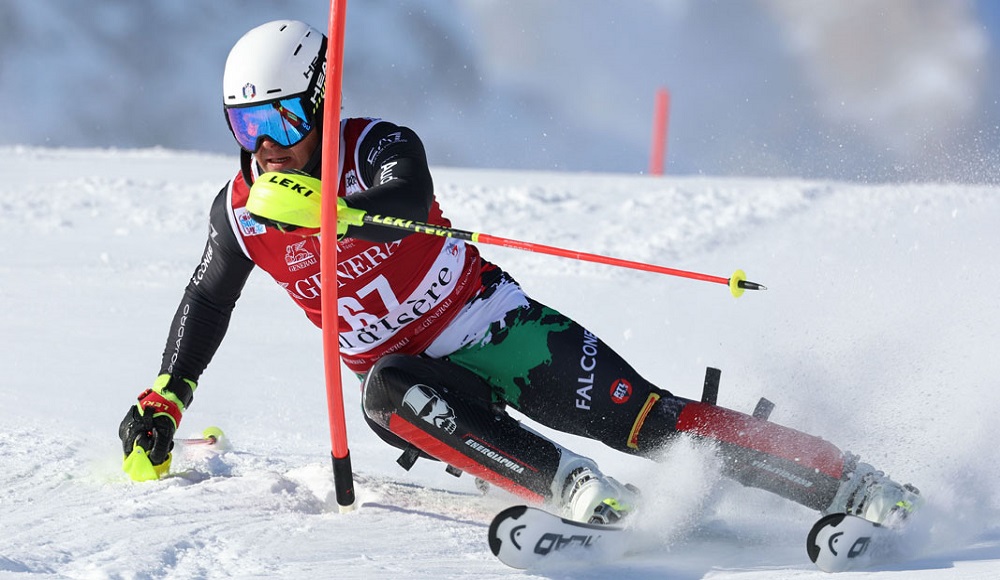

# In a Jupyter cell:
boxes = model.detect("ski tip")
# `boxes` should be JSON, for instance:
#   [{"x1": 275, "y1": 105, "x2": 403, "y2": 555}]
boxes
[
  {"x1": 807, "y1": 512, "x2": 899, "y2": 573},
  {"x1": 806, "y1": 513, "x2": 846, "y2": 563},
  {"x1": 488, "y1": 505, "x2": 528, "y2": 556}
]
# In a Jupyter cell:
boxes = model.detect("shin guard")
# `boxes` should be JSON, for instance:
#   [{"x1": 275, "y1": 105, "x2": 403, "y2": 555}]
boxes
[{"x1": 675, "y1": 401, "x2": 845, "y2": 510}]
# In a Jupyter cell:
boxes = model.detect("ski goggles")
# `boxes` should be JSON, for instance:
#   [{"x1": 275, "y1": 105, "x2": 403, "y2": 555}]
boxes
[{"x1": 225, "y1": 95, "x2": 315, "y2": 152}]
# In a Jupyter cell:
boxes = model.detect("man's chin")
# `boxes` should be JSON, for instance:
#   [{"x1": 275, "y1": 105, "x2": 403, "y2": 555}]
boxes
[{"x1": 262, "y1": 160, "x2": 296, "y2": 173}]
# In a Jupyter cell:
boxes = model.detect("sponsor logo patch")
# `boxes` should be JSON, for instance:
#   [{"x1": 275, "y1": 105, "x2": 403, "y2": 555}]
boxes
[
  {"x1": 366, "y1": 131, "x2": 407, "y2": 164},
  {"x1": 576, "y1": 330, "x2": 600, "y2": 410},
  {"x1": 609, "y1": 378, "x2": 632, "y2": 404},
  {"x1": 285, "y1": 241, "x2": 317, "y2": 272},
  {"x1": 235, "y1": 207, "x2": 266, "y2": 236},
  {"x1": 464, "y1": 437, "x2": 527, "y2": 475},
  {"x1": 344, "y1": 169, "x2": 362, "y2": 194},
  {"x1": 402, "y1": 384, "x2": 457, "y2": 434}
]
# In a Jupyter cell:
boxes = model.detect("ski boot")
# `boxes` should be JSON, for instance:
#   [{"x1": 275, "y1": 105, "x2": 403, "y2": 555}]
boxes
[
  {"x1": 556, "y1": 458, "x2": 640, "y2": 525},
  {"x1": 825, "y1": 455, "x2": 922, "y2": 526}
]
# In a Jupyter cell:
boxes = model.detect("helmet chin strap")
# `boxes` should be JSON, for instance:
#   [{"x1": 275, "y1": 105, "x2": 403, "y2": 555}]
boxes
[
  {"x1": 302, "y1": 103, "x2": 325, "y2": 178},
  {"x1": 239, "y1": 149, "x2": 255, "y2": 188},
  {"x1": 302, "y1": 138, "x2": 323, "y2": 178}
]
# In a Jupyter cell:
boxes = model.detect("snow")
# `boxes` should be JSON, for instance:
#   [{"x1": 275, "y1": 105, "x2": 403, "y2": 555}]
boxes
[{"x1": 2, "y1": 146, "x2": 999, "y2": 578}]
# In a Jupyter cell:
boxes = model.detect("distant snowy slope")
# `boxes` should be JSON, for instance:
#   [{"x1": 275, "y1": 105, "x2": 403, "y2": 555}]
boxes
[{"x1": 1, "y1": 147, "x2": 998, "y2": 578}]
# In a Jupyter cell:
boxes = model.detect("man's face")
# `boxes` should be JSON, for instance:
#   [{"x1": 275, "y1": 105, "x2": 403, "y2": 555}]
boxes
[{"x1": 253, "y1": 128, "x2": 320, "y2": 174}]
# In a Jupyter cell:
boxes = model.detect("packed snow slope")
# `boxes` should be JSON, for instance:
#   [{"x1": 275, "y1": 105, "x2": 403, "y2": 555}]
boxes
[{"x1": 1, "y1": 147, "x2": 999, "y2": 579}]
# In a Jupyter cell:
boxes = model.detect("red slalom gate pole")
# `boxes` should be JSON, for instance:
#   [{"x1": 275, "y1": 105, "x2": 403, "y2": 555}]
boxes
[
  {"x1": 649, "y1": 87, "x2": 670, "y2": 176},
  {"x1": 320, "y1": 0, "x2": 356, "y2": 512}
]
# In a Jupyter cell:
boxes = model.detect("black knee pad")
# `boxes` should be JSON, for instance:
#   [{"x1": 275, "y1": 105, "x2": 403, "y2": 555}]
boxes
[{"x1": 362, "y1": 354, "x2": 494, "y2": 430}]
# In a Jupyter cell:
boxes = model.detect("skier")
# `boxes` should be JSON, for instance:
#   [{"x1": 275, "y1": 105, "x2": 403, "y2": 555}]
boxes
[{"x1": 118, "y1": 19, "x2": 920, "y2": 526}]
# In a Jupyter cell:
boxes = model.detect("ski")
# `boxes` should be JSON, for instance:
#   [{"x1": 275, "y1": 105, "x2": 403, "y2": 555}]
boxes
[
  {"x1": 487, "y1": 505, "x2": 629, "y2": 569},
  {"x1": 489, "y1": 505, "x2": 915, "y2": 571},
  {"x1": 806, "y1": 513, "x2": 904, "y2": 572}
]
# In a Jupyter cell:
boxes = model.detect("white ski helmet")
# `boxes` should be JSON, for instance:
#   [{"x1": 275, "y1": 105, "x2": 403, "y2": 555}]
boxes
[{"x1": 223, "y1": 20, "x2": 327, "y2": 152}]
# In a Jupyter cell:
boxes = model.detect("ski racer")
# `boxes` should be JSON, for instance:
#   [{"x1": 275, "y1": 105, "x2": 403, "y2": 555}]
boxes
[{"x1": 118, "y1": 19, "x2": 921, "y2": 526}]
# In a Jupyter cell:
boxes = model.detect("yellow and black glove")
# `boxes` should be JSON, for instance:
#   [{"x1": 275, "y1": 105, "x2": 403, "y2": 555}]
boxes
[{"x1": 119, "y1": 374, "x2": 196, "y2": 481}]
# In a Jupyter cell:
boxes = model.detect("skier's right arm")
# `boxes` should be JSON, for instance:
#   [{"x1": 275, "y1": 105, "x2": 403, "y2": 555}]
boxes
[{"x1": 119, "y1": 186, "x2": 254, "y2": 480}]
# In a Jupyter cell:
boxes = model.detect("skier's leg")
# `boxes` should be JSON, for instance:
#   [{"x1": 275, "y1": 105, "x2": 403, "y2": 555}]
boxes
[
  {"x1": 361, "y1": 354, "x2": 637, "y2": 521},
  {"x1": 638, "y1": 392, "x2": 922, "y2": 521},
  {"x1": 440, "y1": 296, "x2": 674, "y2": 455},
  {"x1": 442, "y1": 295, "x2": 918, "y2": 520}
]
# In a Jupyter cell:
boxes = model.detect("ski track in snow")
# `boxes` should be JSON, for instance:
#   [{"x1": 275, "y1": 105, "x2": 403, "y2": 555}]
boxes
[{"x1": 1, "y1": 147, "x2": 999, "y2": 579}]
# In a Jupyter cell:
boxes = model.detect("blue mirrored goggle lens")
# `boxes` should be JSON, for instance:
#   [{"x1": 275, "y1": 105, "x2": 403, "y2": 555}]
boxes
[{"x1": 225, "y1": 97, "x2": 313, "y2": 152}]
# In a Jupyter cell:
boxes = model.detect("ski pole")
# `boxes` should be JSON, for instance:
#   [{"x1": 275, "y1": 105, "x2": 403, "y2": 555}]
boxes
[
  {"x1": 176, "y1": 426, "x2": 226, "y2": 447},
  {"x1": 356, "y1": 213, "x2": 766, "y2": 298}
]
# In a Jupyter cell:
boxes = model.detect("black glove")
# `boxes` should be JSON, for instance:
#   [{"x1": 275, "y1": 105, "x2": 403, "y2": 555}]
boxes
[{"x1": 119, "y1": 374, "x2": 196, "y2": 481}]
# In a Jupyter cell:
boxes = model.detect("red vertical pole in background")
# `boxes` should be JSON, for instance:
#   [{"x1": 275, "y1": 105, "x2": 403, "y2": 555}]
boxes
[
  {"x1": 649, "y1": 87, "x2": 670, "y2": 176},
  {"x1": 320, "y1": 0, "x2": 356, "y2": 512}
]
